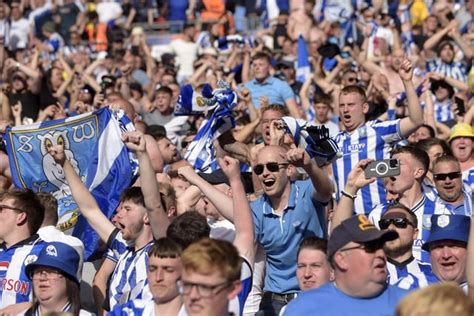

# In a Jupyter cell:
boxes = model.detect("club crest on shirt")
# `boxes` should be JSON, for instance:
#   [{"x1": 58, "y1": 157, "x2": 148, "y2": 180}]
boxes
[
  {"x1": 422, "y1": 215, "x2": 432, "y2": 230},
  {"x1": 24, "y1": 254, "x2": 38, "y2": 266}
]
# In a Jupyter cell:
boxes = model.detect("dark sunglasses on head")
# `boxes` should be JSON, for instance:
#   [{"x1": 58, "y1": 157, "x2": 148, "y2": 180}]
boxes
[
  {"x1": 379, "y1": 217, "x2": 414, "y2": 230},
  {"x1": 433, "y1": 171, "x2": 462, "y2": 181},
  {"x1": 253, "y1": 162, "x2": 288, "y2": 175}
]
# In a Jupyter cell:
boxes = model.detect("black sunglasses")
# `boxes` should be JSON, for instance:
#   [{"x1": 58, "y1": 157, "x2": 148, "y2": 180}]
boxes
[
  {"x1": 339, "y1": 239, "x2": 385, "y2": 254},
  {"x1": 433, "y1": 171, "x2": 462, "y2": 181},
  {"x1": 253, "y1": 162, "x2": 288, "y2": 175},
  {"x1": 379, "y1": 217, "x2": 414, "y2": 230}
]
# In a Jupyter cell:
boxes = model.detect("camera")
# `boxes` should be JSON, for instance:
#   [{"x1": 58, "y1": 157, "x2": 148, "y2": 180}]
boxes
[{"x1": 364, "y1": 159, "x2": 400, "y2": 179}]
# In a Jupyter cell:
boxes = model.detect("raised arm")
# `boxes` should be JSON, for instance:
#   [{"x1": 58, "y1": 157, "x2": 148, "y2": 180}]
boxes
[
  {"x1": 218, "y1": 156, "x2": 255, "y2": 265},
  {"x1": 285, "y1": 148, "x2": 333, "y2": 203},
  {"x1": 48, "y1": 145, "x2": 115, "y2": 242},
  {"x1": 122, "y1": 131, "x2": 170, "y2": 239},
  {"x1": 331, "y1": 159, "x2": 376, "y2": 230},
  {"x1": 399, "y1": 59, "x2": 424, "y2": 137},
  {"x1": 178, "y1": 166, "x2": 235, "y2": 222}
]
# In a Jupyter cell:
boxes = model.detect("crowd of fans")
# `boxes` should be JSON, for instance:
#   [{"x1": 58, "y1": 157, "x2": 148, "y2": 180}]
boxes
[{"x1": 1, "y1": 0, "x2": 474, "y2": 315}]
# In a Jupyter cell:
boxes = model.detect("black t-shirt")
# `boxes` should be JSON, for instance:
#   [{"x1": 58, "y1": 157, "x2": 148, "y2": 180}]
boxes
[{"x1": 8, "y1": 90, "x2": 41, "y2": 121}]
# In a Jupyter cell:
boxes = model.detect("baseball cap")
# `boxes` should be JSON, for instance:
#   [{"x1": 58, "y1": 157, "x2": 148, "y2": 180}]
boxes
[
  {"x1": 199, "y1": 169, "x2": 229, "y2": 185},
  {"x1": 328, "y1": 215, "x2": 398, "y2": 260},
  {"x1": 422, "y1": 215, "x2": 471, "y2": 251},
  {"x1": 26, "y1": 242, "x2": 82, "y2": 284},
  {"x1": 448, "y1": 123, "x2": 474, "y2": 142}
]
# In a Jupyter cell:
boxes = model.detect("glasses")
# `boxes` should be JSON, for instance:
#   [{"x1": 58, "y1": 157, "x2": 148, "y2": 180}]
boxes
[
  {"x1": 433, "y1": 172, "x2": 462, "y2": 181},
  {"x1": 253, "y1": 162, "x2": 288, "y2": 175},
  {"x1": 0, "y1": 204, "x2": 24, "y2": 213},
  {"x1": 339, "y1": 239, "x2": 385, "y2": 254},
  {"x1": 379, "y1": 217, "x2": 414, "y2": 230},
  {"x1": 346, "y1": 77, "x2": 358, "y2": 82},
  {"x1": 178, "y1": 280, "x2": 230, "y2": 297},
  {"x1": 31, "y1": 269, "x2": 64, "y2": 281}
]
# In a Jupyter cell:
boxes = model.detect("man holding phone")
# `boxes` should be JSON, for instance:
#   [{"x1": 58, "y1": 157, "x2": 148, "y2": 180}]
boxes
[
  {"x1": 332, "y1": 59, "x2": 424, "y2": 216},
  {"x1": 332, "y1": 146, "x2": 446, "y2": 264}
]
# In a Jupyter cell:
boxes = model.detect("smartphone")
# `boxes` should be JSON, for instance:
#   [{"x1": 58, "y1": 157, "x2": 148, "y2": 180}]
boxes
[
  {"x1": 365, "y1": 159, "x2": 400, "y2": 179},
  {"x1": 455, "y1": 96, "x2": 465, "y2": 116}
]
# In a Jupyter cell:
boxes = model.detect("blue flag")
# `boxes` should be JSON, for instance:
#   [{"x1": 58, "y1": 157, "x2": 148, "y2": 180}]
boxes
[
  {"x1": 296, "y1": 34, "x2": 311, "y2": 83},
  {"x1": 4, "y1": 108, "x2": 137, "y2": 260}
]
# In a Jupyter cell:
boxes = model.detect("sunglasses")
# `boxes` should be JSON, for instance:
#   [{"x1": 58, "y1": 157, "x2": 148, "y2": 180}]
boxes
[
  {"x1": 339, "y1": 239, "x2": 385, "y2": 254},
  {"x1": 379, "y1": 217, "x2": 414, "y2": 230},
  {"x1": 253, "y1": 162, "x2": 288, "y2": 175},
  {"x1": 433, "y1": 171, "x2": 462, "y2": 181}
]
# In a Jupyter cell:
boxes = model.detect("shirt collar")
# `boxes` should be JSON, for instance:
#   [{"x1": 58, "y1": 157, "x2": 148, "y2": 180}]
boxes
[{"x1": 262, "y1": 182, "x2": 298, "y2": 215}]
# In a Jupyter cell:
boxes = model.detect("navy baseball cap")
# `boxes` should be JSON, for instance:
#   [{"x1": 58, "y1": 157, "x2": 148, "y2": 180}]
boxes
[
  {"x1": 422, "y1": 215, "x2": 471, "y2": 251},
  {"x1": 328, "y1": 215, "x2": 398, "y2": 260},
  {"x1": 26, "y1": 242, "x2": 82, "y2": 284}
]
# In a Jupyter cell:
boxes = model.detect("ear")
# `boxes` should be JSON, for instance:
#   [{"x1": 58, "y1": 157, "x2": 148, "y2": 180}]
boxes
[
  {"x1": 167, "y1": 206, "x2": 177, "y2": 218},
  {"x1": 413, "y1": 167, "x2": 425, "y2": 180},
  {"x1": 412, "y1": 227, "x2": 419, "y2": 240},
  {"x1": 227, "y1": 280, "x2": 242, "y2": 300},
  {"x1": 362, "y1": 102, "x2": 369, "y2": 114},
  {"x1": 333, "y1": 252, "x2": 348, "y2": 272},
  {"x1": 143, "y1": 211, "x2": 150, "y2": 225},
  {"x1": 286, "y1": 164, "x2": 296, "y2": 178},
  {"x1": 16, "y1": 212, "x2": 28, "y2": 227}
]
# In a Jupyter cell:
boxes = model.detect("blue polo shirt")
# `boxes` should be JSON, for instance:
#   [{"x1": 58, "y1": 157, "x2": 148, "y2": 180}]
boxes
[
  {"x1": 283, "y1": 283, "x2": 408, "y2": 316},
  {"x1": 244, "y1": 76, "x2": 295, "y2": 108},
  {"x1": 251, "y1": 180, "x2": 326, "y2": 294}
]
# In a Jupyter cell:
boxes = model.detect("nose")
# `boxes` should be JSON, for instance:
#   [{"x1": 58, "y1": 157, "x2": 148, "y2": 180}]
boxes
[
  {"x1": 155, "y1": 268, "x2": 164, "y2": 282},
  {"x1": 304, "y1": 266, "x2": 312, "y2": 278},
  {"x1": 441, "y1": 246, "x2": 452, "y2": 259},
  {"x1": 189, "y1": 284, "x2": 201, "y2": 300}
]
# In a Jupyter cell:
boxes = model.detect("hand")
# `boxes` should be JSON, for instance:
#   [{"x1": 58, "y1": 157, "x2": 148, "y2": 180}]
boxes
[
  {"x1": 249, "y1": 143, "x2": 265, "y2": 166},
  {"x1": 269, "y1": 119, "x2": 286, "y2": 145},
  {"x1": 178, "y1": 166, "x2": 201, "y2": 185},
  {"x1": 345, "y1": 159, "x2": 376, "y2": 192},
  {"x1": 398, "y1": 58, "x2": 413, "y2": 81},
  {"x1": 428, "y1": 72, "x2": 443, "y2": 81},
  {"x1": 284, "y1": 148, "x2": 311, "y2": 169},
  {"x1": 0, "y1": 119, "x2": 12, "y2": 133},
  {"x1": 259, "y1": 96, "x2": 269, "y2": 108},
  {"x1": 218, "y1": 156, "x2": 241, "y2": 181},
  {"x1": 122, "y1": 131, "x2": 146, "y2": 153},
  {"x1": 93, "y1": 93, "x2": 105, "y2": 108},
  {"x1": 48, "y1": 144, "x2": 66, "y2": 166},
  {"x1": 11, "y1": 101, "x2": 22, "y2": 119}
]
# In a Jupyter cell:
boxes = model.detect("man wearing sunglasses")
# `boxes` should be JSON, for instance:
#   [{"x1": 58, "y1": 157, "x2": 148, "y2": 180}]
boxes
[
  {"x1": 378, "y1": 204, "x2": 435, "y2": 290},
  {"x1": 432, "y1": 155, "x2": 473, "y2": 217},
  {"x1": 284, "y1": 215, "x2": 408, "y2": 315}
]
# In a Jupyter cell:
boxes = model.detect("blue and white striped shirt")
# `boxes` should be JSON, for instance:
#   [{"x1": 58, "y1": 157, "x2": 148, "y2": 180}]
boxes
[
  {"x1": 426, "y1": 59, "x2": 467, "y2": 82},
  {"x1": 369, "y1": 194, "x2": 445, "y2": 264},
  {"x1": 0, "y1": 235, "x2": 44, "y2": 307},
  {"x1": 387, "y1": 257, "x2": 433, "y2": 290},
  {"x1": 106, "y1": 230, "x2": 153, "y2": 310},
  {"x1": 398, "y1": 262, "x2": 469, "y2": 293},
  {"x1": 432, "y1": 99, "x2": 455, "y2": 124},
  {"x1": 433, "y1": 185, "x2": 473, "y2": 217},
  {"x1": 462, "y1": 167, "x2": 474, "y2": 193},
  {"x1": 332, "y1": 119, "x2": 403, "y2": 215}
]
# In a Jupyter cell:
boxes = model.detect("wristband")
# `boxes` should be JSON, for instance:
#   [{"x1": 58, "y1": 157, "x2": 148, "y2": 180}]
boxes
[{"x1": 341, "y1": 190, "x2": 357, "y2": 200}]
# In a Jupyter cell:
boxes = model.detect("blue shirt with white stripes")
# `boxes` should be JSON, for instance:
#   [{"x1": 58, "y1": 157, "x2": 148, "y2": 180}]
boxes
[
  {"x1": 106, "y1": 229, "x2": 153, "y2": 310},
  {"x1": 332, "y1": 119, "x2": 403, "y2": 215},
  {"x1": 387, "y1": 257, "x2": 434, "y2": 290},
  {"x1": 434, "y1": 186, "x2": 473, "y2": 217},
  {"x1": 432, "y1": 98, "x2": 455, "y2": 124},
  {"x1": 0, "y1": 235, "x2": 44, "y2": 307},
  {"x1": 368, "y1": 194, "x2": 445, "y2": 264},
  {"x1": 425, "y1": 58, "x2": 467, "y2": 82},
  {"x1": 462, "y1": 167, "x2": 474, "y2": 193}
]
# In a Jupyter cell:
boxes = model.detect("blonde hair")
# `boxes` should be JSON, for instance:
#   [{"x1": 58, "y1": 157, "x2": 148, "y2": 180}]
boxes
[
  {"x1": 181, "y1": 238, "x2": 242, "y2": 283},
  {"x1": 396, "y1": 282, "x2": 473, "y2": 316}
]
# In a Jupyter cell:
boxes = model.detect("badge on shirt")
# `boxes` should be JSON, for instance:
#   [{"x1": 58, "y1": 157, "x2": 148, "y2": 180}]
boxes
[
  {"x1": 437, "y1": 214, "x2": 450, "y2": 228},
  {"x1": 24, "y1": 254, "x2": 38, "y2": 266}
]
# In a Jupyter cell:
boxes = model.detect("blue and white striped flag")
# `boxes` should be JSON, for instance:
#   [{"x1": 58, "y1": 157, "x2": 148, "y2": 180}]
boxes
[
  {"x1": 4, "y1": 108, "x2": 137, "y2": 259},
  {"x1": 296, "y1": 34, "x2": 311, "y2": 83},
  {"x1": 184, "y1": 83, "x2": 238, "y2": 173},
  {"x1": 174, "y1": 84, "x2": 217, "y2": 116}
]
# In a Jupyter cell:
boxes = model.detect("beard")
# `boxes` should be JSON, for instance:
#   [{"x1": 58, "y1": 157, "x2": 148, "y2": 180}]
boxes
[{"x1": 383, "y1": 241, "x2": 413, "y2": 259}]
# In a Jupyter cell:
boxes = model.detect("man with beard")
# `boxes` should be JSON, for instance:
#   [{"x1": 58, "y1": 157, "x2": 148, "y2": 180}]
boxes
[
  {"x1": 48, "y1": 131, "x2": 170, "y2": 311},
  {"x1": 283, "y1": 215, "x2": 407, "y2": 315},
  {"x1": 378, "y1": 204, "x2": 435, "y2": 289},
  {"x1": 432, "y1": 155, "x2": 473, "y2": 216}
]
